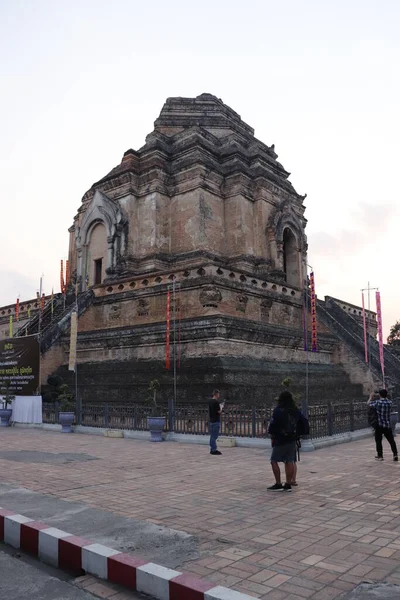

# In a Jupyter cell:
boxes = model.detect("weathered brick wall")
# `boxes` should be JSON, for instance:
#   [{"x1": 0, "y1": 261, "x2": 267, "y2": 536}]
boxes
[
  {"x1": 41, "y1": 343, "x2": 67, "y2": 385},
  {"x1": 332, "y1": 340, "x2": 378, "y2": 394}
]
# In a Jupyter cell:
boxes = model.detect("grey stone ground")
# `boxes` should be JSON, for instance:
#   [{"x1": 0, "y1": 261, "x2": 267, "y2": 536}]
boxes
[
  {"x1": 0, "y1": 547, "x2": 98, "y2": 600},
  {"x1": 0, "y1": 482, "x2": 199, "y2": 568},
  {"x1": 344, "y1": 583, "x2": 400, "y2": 599},
  {"x1": 0, "y1": 450, "x2": 98, "y2": 465}
]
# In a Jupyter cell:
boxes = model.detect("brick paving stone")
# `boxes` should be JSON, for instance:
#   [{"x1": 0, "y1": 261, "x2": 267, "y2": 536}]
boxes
[
  {"x1": 278, "y1": 582, "x2": 315, "y2": 598},
  {"x1": 2, "y1": 429, "x2": 400, "y2": 597},
  {"x1": 301, "y1": 555, "x2": 327, "y2": 566},
  {"x1": 310, "y1": 586, "x2": 343, "y2": 599},
  {"x1": 83, "y1": 582, "x2": 119, "y2": 598},
  {"x1": 260, "y1": 590, "x2": 287, "y2": 600}
]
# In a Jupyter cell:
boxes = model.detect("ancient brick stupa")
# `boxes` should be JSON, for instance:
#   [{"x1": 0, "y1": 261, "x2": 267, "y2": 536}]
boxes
[{"x1": 38, "y1": 94, "x2": 396, "y2": 403}]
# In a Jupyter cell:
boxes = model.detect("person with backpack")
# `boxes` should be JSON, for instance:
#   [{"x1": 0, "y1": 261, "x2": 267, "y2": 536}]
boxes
[
  {"x1": 267, "y1": 391, "x2": 309, "y2": 492},
  {"x1": 368, "y1": 389, "x2": 398, "y2": 461}
]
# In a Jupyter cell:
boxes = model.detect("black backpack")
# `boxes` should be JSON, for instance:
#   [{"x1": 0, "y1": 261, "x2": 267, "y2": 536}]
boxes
[
  {"x1": 280, "y1": 410, "x2": 299, "y2": 440},
  {"x1": 297, "y1": 413, "x2": 310, "y2": 437}
]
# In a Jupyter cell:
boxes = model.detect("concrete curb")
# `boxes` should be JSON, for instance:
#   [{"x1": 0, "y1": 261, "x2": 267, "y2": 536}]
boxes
[{"x1": 0, "y1": 508, "x2": 257, "y2": 600}]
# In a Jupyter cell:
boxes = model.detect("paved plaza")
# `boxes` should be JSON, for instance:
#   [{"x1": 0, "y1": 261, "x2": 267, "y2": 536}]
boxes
[{"x1": 2, "y1": 428, "x2": 400, "y2": 599}]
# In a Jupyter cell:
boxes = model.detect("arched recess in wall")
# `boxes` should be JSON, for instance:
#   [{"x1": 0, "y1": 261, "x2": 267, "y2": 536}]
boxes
[
  {"x1": 266, "y1": 203, "x2": 307, "y2": 289},
  {"x1": 75, "y1": 190, "x2": 128, "y2": 289},
  {"x1": 86, "y1": 221, "x2": 108, "y2": 285},
  {"x1": 282, "y1": 227, "x2": 299, "y2": 287}
]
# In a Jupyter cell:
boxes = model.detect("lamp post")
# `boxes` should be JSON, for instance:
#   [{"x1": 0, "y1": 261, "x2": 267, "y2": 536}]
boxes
[{"x1": 303, "y1": 263, "x2": 313, "y2": 420}]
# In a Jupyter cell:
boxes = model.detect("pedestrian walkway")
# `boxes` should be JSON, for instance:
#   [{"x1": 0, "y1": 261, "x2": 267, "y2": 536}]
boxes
[{"x1": 1, "y1": 428, "x2": 400, "y2": 599}]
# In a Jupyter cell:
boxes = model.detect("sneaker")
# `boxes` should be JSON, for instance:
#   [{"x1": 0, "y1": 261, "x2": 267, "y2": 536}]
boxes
[
  {"x1": 210, "y1": 450, "x2": 222, "y2": 455},
  {"x1": 375, "y1": 456, "x2": 384, "y2": 461},
  {"x1": 267, "y1": 483, "x2": 283, "y2": 491},
  {"x1": 283, "y1": 483, "x2": 292, "y2": 492},
  {"x1": 394, "y1": 456, "x2": 398, "y2": 462},
  {"x1": 291, "y1": 482, "x2": 298, "y2": 487}
]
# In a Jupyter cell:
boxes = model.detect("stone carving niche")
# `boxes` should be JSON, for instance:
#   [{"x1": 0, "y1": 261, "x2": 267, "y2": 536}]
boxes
[
  {"x1": 236, "y1": 294, "x2": 248, "y2": 313},
  {"x1": 200, "y1": 285, "x2": 222, "y2": 308},
  {"x1": 260, "y1": 298, "x2": 273, "y2": 322}
]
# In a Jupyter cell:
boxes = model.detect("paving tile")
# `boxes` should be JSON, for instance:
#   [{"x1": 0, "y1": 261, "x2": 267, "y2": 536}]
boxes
[
  {"x1": 301, "y1": 555, "x2": 326, "y2": 566},
  {"x1": 2, "y1": 429, "x2": 400, "y2": 598}
]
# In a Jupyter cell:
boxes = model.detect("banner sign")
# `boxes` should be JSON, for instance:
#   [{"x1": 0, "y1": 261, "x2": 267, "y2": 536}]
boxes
[
  {"x1": 0, "y1": 336, "x2": 40, "y2": 396},
  {"x1": 310, "y1": 272, "x2": 318, "y2": 352},
  {"x1": 60, "y1": 260, "x2": 65, "y2": 294},
  {"x1": 166, "y1": 291, "x2": 171, "y2": 370},
  {"x1": 65, "y1": 259, "x2": 70, "y2": 288},
  {"x1": 303, "y1": 288, "x2": 308, "y2": 351},
  {"x1": 375, "y1": 291, "x2": 385, "y2": 384},
  {"x1": 68, "y1": 311, "x2": 78, "y2": 372},
  {"x1": 361, "y1": 292, "x2": 368, "y2": 363}
]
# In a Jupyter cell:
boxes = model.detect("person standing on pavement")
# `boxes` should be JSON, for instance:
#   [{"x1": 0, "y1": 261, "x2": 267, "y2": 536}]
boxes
[
  {"x1": 267, "y1": 391, "x2": 308, "y2": 492},
  {"x1": 209, "y1": 389, "x2": 224, "y2": 455},
  {"x1": 368, "y1": 389, "x2": 398, "y2": 461}
]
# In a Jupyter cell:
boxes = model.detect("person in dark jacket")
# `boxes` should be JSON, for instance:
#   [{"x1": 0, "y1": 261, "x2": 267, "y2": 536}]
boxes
[
  {"x1": 368, "y1": 389, "x2": 398, "y2": 461},
  {"x1": 268, "y1": 391, "x2": 302, "y2": 492},
  {"x1": 209, "y1": 389, "x2": 224, "y2": 455}
]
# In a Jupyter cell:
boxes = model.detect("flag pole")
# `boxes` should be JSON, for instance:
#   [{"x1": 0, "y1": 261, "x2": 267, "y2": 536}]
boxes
[
  {"x1": 38, "y1": 274, "x2": 44, "y2": 393},
  {"x1": 361, "y1": 282, "x2": 378, "y2": 383}
]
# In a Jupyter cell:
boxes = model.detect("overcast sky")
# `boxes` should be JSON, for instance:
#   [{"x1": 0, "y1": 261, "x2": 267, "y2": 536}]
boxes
[{"x1": 0, "y1": 0, "x2": 398, "y2": 337}]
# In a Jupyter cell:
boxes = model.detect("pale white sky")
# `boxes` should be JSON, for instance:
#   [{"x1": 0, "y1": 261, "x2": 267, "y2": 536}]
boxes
[{"x1": 0, "y1": 0, "x2": 398, "y2": 336}]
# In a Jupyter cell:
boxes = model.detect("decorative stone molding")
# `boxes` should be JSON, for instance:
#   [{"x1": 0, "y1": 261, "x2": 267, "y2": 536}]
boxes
[
  {"x1": 236, "y1": 294, "x2": 248, "y2": 313},
  {"x1": 199, "y1": 285, "x2": 222, "y2": 308},
  {"x1": 260, "y1": 298, "x2": 273, "y2": 322},
  {"x1": 137, "y1": 298, "x2": 150, "y2": 316},
  {"x1": 109, "y1": 304, "x2": 121, "y2": 320}
]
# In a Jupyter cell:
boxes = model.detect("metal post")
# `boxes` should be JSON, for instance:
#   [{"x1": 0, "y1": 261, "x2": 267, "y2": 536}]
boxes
[
  {"x1": 327, "y1": 402, "x2": 333, "y2": 437},
  {"x1": 251, "y1": 406, "x2": 256, "y2": 438},
  {"x1": 367, "y1": 281, "x2": 371, "y2": 375},
  {"x1": 349, "y1": 400, "x2": 354, "y2": 432},
  {"x1": 361, "y1": 282, "x2": 378, "y2": 381},
  {"x1": 168, "y1": 398, "x2": 174, "y2": 432},
  {"x1": 303, "y1": 272, "x2": 310, "y2": 420},
  {"x1": 38, "y1": 276, "x2": 43, "y2": 392}
]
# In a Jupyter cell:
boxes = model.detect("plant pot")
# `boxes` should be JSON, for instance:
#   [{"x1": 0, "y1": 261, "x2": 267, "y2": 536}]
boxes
[
  {"x1": 147, "y1": 416, "x2": 166, "y2": 442},
  {"x1": 59, "y1": 411, "x2": 75, "y2": 433},
  {"x1": 0, "y1": 408, "x2": 12, "y2": 427}
]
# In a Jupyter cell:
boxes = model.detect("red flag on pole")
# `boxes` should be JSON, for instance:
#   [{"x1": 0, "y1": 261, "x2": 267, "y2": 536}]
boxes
[
  {"x1": 60, "y1": 260, "x2": 65, "y2": 294},
  {"x1": 310, "y1": 272, "x2": 318, "y2": 352},
  {"x1": 65, "y1": 260, "x2": 70, "y2": 289},
  {"x1": 376, "y1": 291, "x2": 385, "y2": 385},
  {"x1": 361, "y1": 292, "x2": 368, "y2": 363},
  {"x1": 166, "y1": 291, "x2": 171, "y2": 370},
  {"x1": 15, "y1": 298, "x2": 20, "y2": 322}
]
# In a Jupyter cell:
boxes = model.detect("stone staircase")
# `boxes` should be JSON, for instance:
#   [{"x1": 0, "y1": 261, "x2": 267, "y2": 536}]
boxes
[
  {"x1": 317, "y1": 297, "x2": 400, "y2": 395},
  {"x1": 15, "y1": 290, "x2": 94, "y2": 353}
]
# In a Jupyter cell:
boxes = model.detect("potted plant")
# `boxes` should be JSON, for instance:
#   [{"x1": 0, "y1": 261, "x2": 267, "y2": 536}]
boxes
[
  {"x1": 0, "y1": 384, "x2": 15, "y2": 427},
  {"x1": 58, "y1": 384, "x2": 75, "y2": 433},
  {"x1": 146, "y1": 379, "x2": 166, "y2": 442}
]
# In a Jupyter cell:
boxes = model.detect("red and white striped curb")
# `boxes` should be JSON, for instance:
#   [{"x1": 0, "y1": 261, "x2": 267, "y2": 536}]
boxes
[{"x1": 0, "y1": 508, "x2": 256, "y2": 600}]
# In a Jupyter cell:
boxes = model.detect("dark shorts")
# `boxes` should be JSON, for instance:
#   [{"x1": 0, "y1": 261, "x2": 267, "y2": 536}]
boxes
[{"x1": 270, "y1": 442, "x2": 297, "y2": 464}]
